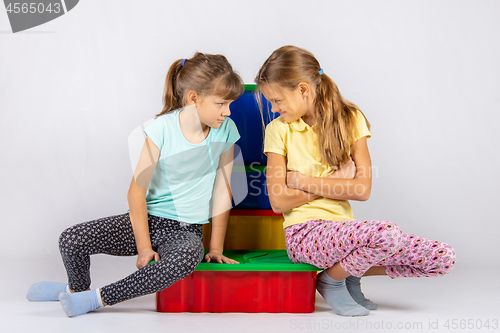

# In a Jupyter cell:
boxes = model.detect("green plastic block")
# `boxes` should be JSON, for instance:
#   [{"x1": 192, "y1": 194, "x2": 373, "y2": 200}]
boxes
[
  {"x1": 196, "y1": 249, "x2": 321, "y2": 272},
  {"x1": 244, "y1": 84, "x2": 257, "y2": 91},
  {"x1": 232, "y1": 165, "x2": 267, "y2": 173}
]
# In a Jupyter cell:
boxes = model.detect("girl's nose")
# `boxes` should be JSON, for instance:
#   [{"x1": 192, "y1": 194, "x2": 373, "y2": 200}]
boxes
[
  {"x1": 222, "y1": 105, "x2": 231, "y2": 116},
  {"x1": 271, "y1": 103, "x2": 280, "y2": 114}
]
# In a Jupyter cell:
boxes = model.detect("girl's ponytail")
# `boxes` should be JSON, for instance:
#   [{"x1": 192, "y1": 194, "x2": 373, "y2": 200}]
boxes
[
  {"x1": 315, "y1": 74, "x2": 355, "y2": 168},
  {"x1": 157, "y1": 59, "x2": 184, "y2": 117}
]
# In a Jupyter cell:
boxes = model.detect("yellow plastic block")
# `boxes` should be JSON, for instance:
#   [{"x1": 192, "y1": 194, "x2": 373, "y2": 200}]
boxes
[{"x1": 203, "y1": 215, "x2": 286, "y2": 250}]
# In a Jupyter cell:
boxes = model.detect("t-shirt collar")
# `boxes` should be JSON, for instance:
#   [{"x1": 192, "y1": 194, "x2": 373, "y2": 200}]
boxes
[{"x1": 290, "y1": 117, "x2": 315, "y2": 131}]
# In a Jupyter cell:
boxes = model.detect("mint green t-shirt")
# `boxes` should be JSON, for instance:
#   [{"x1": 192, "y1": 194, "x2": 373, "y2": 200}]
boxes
[{"x1": 143, "y1": 108, "x2": 240, "y2": 224}]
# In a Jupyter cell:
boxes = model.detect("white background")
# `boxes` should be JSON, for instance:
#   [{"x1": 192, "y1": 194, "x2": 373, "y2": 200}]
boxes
[{"x1": 1, "y1": 1, "x2": 499, "y2": 332}]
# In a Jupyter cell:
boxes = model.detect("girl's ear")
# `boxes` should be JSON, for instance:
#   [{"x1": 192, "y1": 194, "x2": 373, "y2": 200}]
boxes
[
  {"x1": 186, "y1": 90, "x2": 199, "y2": 105},
  {"x1": 297, "y1": 82, "x2": 310, "y2": 98}
]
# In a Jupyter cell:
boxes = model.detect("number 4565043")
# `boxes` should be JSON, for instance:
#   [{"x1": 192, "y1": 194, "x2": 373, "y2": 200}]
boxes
[
  {"x1": 6, "y1": 2, "x2": 62, "y2": 14},
  {"x1": 444, "y1": 319, "x2": 498, "y2": 330}
]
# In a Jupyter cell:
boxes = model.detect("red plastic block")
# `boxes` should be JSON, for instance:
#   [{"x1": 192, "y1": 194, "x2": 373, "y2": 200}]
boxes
[
  {"x1": 230, "y1": 209, "x2": 281, "y2": 217},
  {"x1": 156, "y1": 270, "x2": 317, "y2": 313}
]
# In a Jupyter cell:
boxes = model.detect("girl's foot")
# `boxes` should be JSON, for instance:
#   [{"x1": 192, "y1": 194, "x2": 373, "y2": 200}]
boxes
[
  {"x1": 27, "y1": 282, "x2": 68, "y2": 301},
  {"x1": 316, "y1": 271, "x2": 369, "y2": 317},
  {"x1": 59, "y1": 289, "x2": 101, "y2": 317},
  {"x1": 346, "y1": 276, "x2": 378, "y2": 310}
]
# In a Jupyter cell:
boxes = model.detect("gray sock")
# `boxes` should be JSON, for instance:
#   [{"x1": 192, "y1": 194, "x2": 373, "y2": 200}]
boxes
[
  {"x1": 316, "y1": 271, "x2": 369, "y2": 317},
  {"x1": 346, "y1": 276, "x2": 377, "y2": 310}
]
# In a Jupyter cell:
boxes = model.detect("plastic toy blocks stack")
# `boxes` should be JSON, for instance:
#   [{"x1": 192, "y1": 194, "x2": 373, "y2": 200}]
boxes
[{"x1": 156, "y1": 85, "x2": 320, "y2": 313}]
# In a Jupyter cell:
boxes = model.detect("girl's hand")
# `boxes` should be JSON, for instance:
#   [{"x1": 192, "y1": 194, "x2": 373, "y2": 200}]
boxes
[
  {"x1": 136, "y1": 248, "x2": 160, "y2": 269},
  {"x1": 329, "y1": 158, "x2": 356, "y2": 179},
  {"x1": 204, "y1": 251, "x2": 239, "y2": 264}
]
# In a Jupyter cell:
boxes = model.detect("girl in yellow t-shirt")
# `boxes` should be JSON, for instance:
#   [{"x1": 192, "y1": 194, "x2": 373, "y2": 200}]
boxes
[{"x1": 256, "y1": 45, "x2": 456, "y2": 317}]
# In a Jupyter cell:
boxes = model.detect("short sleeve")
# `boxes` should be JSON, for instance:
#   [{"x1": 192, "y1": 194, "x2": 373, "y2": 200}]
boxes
[
  {"x1": 211, "y1": 117, "x2": 240, "y2": 154},
  {"x1": 350, "y1": 111, "x2": 371, "y2": 145},
  {"x1": 144, "y1": 116, "x2": 167, "y2": 150},
  {"x1": 264, "y1": 118, "x2": 287, "y2": 156},
  {"x1": 224, "y1": 117, "x2": 240, "y2": 145}
]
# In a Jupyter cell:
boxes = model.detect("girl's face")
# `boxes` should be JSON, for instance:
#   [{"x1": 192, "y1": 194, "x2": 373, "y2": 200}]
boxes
[
  {"x1": 260, "y1": 83, "x2": 311, "y2": 123},
  {"x1": 195, "y1": 95, "x2": 233, "y2": 129}
]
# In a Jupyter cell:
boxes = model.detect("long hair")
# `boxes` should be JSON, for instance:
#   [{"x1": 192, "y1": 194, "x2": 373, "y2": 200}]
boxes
[
  {"x1": 255, "y1": 45, "x2": 370, "y2": 168},
  {"x1": 156, "y1": 52, "x2": 243, "y2": 118}
]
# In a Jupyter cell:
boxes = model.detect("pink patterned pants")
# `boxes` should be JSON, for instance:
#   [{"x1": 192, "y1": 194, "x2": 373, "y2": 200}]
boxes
[{"x1": 284, "y1": 219, "x2": 456, "y2": 278}]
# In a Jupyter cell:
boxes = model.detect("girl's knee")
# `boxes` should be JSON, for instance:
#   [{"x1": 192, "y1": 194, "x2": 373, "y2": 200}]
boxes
[
  {"x1": 58, "y1": 225, "x2": 90, "y2": 254},
  {"x1": 58, "y1": 226, "x2": 75, "y2": 253},
  {"x1": 182, "y1": 243, "x2": 204, "y2": 270},
  {"x1": 372, "y1": 222, "x2": 403, "y2": 253},
  {"x1": 159, "y1": 240, "x2": 204, "y2": 277},
  {"x1": 433, "y1": 242, "x2": 457, "y2": 276}
]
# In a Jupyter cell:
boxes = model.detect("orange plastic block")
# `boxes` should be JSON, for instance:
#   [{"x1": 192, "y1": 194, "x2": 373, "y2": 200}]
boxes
[{"x1": 203, "y1": 214, "x2": 286, "y2": 250}]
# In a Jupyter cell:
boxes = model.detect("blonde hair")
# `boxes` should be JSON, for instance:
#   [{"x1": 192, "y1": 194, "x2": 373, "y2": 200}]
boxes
[
  {"x1": 255, "y1": 45, "x2": 370, "y2": 168},
  {"x1": 156, "y1": 52, "x2": 243, "y2": 118}
]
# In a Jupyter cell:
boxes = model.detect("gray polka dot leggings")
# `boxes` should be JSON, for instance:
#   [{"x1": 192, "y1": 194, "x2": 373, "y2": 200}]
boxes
[{"x1": 58, "y1": 213, "x2": 204, "y2": 306}]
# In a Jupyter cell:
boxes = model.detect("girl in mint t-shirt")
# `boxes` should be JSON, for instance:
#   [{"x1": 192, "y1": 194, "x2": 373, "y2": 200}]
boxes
[{"x1": 27, "y1": 52, "x2": 242, "y2": 317}]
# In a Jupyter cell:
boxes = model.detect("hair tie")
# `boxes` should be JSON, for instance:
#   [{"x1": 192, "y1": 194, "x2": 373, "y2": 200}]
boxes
[
  {"x1": 318, "y1": 68, "x2": 324, "y2": 75},
  {"x1": 181, "y1": 59, "x2": 187, "y2": 67}
]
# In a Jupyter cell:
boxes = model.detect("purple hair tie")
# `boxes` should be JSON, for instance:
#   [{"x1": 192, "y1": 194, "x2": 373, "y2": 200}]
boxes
[{"x1": 181, "y1": 59, "x2": 187, "y2": 67}]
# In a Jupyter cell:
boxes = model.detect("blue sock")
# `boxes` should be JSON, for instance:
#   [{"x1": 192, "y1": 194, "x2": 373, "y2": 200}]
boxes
[
  {"x1": 316, "y1": 271, "x2": 369, "y2": 317},
  {"x1": 27, "y1": 281, "x2": 68, "y2": 302},
  {"x1": 59, "y1": 289, "x2": 101, "y2": 317},
  {"x1": 346, "y1": 276, "x2": 378, "y2": 310}
]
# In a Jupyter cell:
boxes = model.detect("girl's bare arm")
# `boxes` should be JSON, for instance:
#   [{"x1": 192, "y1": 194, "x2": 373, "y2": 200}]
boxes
[
  {"x1": 127, "y1": 136, "x2": 161, "y2": 269},
  {"x1": 266, "y1": 152, "x2": 320, "y2": 214},
  {"x1": 286, "y1": 137, "x2": 372, "y2": 201},
  {"x1": 206, "y1": 144, "x2": 238, "y2": 263}
]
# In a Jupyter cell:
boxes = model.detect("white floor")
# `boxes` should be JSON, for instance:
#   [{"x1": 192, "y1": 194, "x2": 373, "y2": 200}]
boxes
[{"x1": 1, "y1": 255, "x2": 497, "y2": 333}]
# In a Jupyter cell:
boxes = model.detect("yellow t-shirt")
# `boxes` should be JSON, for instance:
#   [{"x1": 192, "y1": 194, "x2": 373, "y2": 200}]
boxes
[{"x1": 263, "y1": 110, "x2": 371, "y2": 228}]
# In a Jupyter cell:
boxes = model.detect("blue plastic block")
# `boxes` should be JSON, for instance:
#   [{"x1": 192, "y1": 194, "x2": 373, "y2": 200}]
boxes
[
  {"x1": 232, "y1": 168, "x2": 271, "y2": 210},
  {"x1": 229, "y1": 88, "x2": 278, "y2": 165}
]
